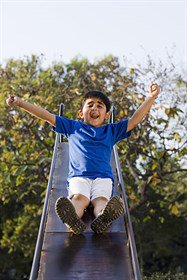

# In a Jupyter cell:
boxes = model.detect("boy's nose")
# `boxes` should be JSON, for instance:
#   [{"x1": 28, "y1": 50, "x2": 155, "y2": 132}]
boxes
[
  {"x1": 92, "y1": 105, "x2": 98, "y2": 110},
  {"x1": 93, "y1": 108, "x2": 98, "y2": 112}
]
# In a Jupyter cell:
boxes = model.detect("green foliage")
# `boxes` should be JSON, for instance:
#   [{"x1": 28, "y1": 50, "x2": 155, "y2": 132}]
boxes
[
  {"x1": 0, "y1": 54, "x2": 186, "y2": 279},
  {"x1": 143, "y1": 272, "x2": 187, "y2": 280},
  {"x1": 119, "y1": 59, "x2": 187, "y2": 274}
]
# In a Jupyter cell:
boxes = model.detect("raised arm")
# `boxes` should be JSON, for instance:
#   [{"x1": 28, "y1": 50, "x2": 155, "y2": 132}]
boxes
[
  {"x1": 6, "y1": 95, "x2": 56, "y2": 127},
  {"x1": 127, "y1": 84, "x2": 160, "y2": 132}
]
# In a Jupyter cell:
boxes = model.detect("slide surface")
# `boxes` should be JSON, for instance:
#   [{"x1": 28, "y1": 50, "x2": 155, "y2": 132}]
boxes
[{"x1": 36, "y1": 142, "x2": 136, "y2": 280}]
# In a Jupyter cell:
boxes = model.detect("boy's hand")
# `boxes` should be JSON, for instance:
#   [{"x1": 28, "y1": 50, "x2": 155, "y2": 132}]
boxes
[
  {"x1": 6, "y1": 95, "x2": 21, "y2": 107},
  {"x1": 149, "y1": 84, "x2": 160, "y2": 98}
]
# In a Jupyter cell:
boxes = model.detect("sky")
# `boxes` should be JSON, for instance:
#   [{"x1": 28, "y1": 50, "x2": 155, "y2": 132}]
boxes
[{"x1": 0, "y1": 0, "x2": 186, "y2": 69}]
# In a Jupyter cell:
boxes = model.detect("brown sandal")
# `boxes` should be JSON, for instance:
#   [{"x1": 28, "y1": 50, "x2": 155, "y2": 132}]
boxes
[
  {"x1": 91, "y1": 196, "x2": 124, "y2": 234},
  {"x1": 55, "y1": 196, "x2": 86, "y2": 235}
]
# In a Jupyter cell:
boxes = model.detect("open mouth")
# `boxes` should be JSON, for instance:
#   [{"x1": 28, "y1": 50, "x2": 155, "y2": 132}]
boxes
[
  {"x1": 91, "y1": 114, "x2": 99, "y2": 119},
  {"x1": 90, "y1": 111, "x2": 99, "y2": 119}
]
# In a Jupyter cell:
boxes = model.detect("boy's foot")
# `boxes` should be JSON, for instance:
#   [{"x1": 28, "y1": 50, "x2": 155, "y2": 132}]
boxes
[
  {"x1": 55, "y1": 196, "x2": 86, "y2": 235},
  {"x1": 91, "y1": 196, "x2": 124, "y2": 234}
]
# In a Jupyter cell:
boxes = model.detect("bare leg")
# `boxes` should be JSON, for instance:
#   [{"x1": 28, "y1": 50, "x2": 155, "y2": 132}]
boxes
[
  {"x1": 91, "y1": 197, "x2": 109, "y2": 217},
  {"x1": 71, "y1": 194, "x2": 90, "y2": 218}
]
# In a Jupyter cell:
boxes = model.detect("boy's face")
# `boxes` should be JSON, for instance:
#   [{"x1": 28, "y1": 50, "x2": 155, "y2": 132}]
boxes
[{"x1": 79, "y1": 97, "x2": 110, "y2": 127}]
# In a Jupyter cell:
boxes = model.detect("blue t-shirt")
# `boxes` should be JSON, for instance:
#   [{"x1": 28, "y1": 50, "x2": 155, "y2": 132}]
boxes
[{"x1": 53, "y1": 115, "x2": 131, "y2": 181}]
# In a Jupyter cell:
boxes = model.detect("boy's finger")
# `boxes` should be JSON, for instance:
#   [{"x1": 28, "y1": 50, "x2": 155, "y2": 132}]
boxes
[
  {"x1": 151, "y1": 85, "x2": 157, "y2": 91},
  {"x1": 8, "y1": 95, "x2": 14, "y2": 100},
  {"x1": 150, "y1": 85, "x2": 154, "y2": 91}
]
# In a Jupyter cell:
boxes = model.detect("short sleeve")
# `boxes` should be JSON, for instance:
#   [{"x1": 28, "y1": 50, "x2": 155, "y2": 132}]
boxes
[
  {"x1": 110, "y1": 119, "x2": 131, "y2": 144},
  {"x1": 53, "y1": 115, "x2": 75, "y2": 137}
]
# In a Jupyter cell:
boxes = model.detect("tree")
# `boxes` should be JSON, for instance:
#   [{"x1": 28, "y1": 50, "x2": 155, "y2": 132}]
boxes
[
  {"x1": 117, "y1": 57, "x2": 187, "y2": 274},
  {"x1": 0, "y1": 54, "x2": 186, "y2": 279}
]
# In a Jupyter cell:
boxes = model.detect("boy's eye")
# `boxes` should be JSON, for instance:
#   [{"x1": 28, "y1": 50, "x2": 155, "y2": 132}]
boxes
[{"x1": 86, "y1": 103, "x2": 104, "y2": 108}]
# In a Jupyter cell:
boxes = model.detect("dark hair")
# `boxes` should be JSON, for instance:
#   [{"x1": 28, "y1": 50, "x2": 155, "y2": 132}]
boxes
[{"x1": 83, "y1": 90, "x2": 111, "y2": 112}]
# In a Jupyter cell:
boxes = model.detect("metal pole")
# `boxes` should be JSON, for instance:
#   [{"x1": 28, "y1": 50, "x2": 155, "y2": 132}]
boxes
[
  {"x1": 59, "y1": 103, "x2": 64, "y2": 143},
  {"x1": 113, "y1": 146, "x2": 141, "y2": 280},
  {"x1": 29, "y1": 104, "x2": 64, "y2": 280},
  {"x1": 110, "y1": 106, "x2": 141, "y2": 280}
]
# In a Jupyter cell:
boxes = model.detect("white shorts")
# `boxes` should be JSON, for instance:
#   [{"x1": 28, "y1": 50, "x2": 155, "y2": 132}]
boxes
[{"x1": 68, "y1": 177, "x2": 113, "y2": 201}]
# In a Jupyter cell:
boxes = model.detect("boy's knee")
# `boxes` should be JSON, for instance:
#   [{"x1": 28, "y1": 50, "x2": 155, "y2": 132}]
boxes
[
  {"x1": 92, "y1": 196, "x2": 108, "y2": 205},
  {"x1": 71, "y1": 193, "x2": 90, "y2": 204}
]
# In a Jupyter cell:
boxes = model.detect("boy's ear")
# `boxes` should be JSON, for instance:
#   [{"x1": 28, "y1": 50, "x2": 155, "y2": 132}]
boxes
[
  {"x1": 105, "y1": 111, "x2": 110, "y2": 120},
  {"x1": 77, "y1": 109, "x2": 84, "y2": 119}
]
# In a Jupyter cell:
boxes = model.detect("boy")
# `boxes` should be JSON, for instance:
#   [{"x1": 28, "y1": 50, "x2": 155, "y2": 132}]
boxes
[{"x1": 6, "y1": 84, "x2": 160, "y2": 235}]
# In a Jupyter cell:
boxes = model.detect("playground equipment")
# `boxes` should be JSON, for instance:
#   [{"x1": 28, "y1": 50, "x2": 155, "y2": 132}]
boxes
[{"x1": 29, "y1": 105, "x2": 141, "y2": 280}]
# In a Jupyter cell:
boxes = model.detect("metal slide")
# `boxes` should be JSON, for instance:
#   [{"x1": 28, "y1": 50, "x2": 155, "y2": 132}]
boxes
[{"x1": 29, "y1": 106, "x2": 141, "y2": 280}]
